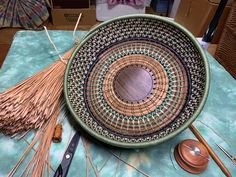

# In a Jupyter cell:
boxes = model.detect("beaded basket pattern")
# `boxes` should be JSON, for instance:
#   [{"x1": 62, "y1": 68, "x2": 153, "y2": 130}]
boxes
[{"x1": 64, "y1": 14, "x2": 209, "y2": 148}]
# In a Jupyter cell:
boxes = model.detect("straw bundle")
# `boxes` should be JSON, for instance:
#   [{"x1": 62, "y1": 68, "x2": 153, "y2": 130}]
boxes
[
  {"x1": 0, "y1": 48, "x2": 74, "y2": 135},
  {"x1": 0, "y1": 13, "x2": 81, "y2": 135},
  {"x1": 0, "y1": 14, "x2": 82, "y2": 177},
  {"x1": 4, "y1": 46, "x2": 75, "y2": 177},
  {"x1": 7, "y1": 106, "x2": 60, "y2": 177}
]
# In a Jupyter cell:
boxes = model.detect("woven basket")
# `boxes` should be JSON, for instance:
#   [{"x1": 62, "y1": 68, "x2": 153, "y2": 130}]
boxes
[
  {"x1": 215, "y1": 1, "x2": 236, "y2": 79},
  {"x1": 64, "y1": 14, "x2": 209, "y2": 148}
]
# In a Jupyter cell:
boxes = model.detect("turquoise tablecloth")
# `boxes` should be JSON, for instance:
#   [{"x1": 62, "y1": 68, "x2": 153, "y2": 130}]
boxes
[{"x1": 0, "y1": 31, "x2": 236, "y2": 177}]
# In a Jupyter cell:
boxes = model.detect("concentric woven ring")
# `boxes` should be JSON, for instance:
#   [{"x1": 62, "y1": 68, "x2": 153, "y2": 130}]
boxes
[{"x1": 64, "y1": 14, "x2": 209, "y2": 148}]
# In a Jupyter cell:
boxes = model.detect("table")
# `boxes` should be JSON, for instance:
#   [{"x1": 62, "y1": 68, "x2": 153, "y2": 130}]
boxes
[{"x1": 0, "y1": 30, "x2": 235, "y2": 177}]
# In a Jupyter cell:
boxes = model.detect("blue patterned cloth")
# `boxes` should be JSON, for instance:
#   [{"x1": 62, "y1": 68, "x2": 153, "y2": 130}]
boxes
[{"x1": 0, "y1": 30, "x2": 235, "y2": 177}]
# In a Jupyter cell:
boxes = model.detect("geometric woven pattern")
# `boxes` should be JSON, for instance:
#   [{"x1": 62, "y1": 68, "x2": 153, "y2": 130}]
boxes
[
  {"x1": 65, "y1": 15, "x2": 209, "y2": 147},
  {"x1": 87, "y1": 41, "x2": 188, "y2": 136}
]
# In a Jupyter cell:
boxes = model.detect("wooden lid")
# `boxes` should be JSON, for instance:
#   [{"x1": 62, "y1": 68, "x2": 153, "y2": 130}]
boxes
[
  {"x1": 174, "y1": 139, "x2": 210, "y2": 174},
  {"x1": 178, "y1": 139, "x2": 209, "y2": 168}
]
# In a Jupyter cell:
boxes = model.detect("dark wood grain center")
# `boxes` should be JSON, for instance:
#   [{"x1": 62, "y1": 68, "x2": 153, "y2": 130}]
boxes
[{"x1": 113, "y1": 65, "x2": 154, "y2": 103}]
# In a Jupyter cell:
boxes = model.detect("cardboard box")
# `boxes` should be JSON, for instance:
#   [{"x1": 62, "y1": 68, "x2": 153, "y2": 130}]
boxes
[
  {"x1": 51, "y1": 7, "x2": 97, "y2": 26},
  {"x1": 215, "y1": 0, "x2": 236, "y2": 79},
  {"x1": 175, "y1": 0, "x2": 232, "y2": 43},
  {"x1": 208, "y1": 0, "x2": 233, "y2": 5},
  {"x1": 50, "y1": 0, "x2": 97, "y2": 26},
  {"x1": 52, "y1": 0, "x2": 89, "y2": 8}
]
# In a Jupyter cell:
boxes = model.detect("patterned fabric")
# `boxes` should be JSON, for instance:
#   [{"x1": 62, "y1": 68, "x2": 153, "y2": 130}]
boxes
[
  {"x1": 0, "y1": 31, "x2": 235, "y2": 177},
  {"x1": 107, "y1": 0, "x2": 147, "y2": 6},
  {"x1": 0, "y1": 0, "x2": 49, "y2": 29}
]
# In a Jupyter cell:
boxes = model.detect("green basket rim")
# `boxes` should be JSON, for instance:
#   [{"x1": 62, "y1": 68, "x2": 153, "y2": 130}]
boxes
[{"x1": 64, "y1": 14, "x2": 210, "y2": 148}]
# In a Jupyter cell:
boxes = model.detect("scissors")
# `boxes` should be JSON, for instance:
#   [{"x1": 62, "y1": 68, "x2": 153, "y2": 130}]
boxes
[
  {"x1": 216, "y1": 144, "x2": 236, "y2": 165},
  {"x1": 54, "y1": 131, "x2": 81, "y2": 177}
]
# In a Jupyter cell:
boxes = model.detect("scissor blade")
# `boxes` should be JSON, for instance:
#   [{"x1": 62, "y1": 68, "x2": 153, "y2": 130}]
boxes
[{"x1": 56, "y1": 131, "x2": 81, "y2": 177}]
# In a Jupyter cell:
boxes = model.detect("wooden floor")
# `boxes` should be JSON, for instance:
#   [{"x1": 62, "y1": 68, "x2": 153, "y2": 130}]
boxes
[{"x1": 0, "y1": 28, "x2": 19, "y2": 67}]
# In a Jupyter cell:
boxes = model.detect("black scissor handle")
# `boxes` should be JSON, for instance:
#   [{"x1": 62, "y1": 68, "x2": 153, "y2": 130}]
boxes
[{"x1": 53, "y1": 164, "x2": 63, "y2": 177}]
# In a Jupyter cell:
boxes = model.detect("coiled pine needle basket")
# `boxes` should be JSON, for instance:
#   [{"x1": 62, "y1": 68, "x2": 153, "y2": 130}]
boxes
[{"x1": 64, "y1": 14, "x2": 210, "y2": 148}]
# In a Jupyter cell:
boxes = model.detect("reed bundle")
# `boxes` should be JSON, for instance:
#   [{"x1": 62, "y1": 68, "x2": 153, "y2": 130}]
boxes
[
  {"x1": 0, "y1": 14, "x2": 81, "y2": 136},
  {"x1": 5, "y1": 48, "x2": 74, "y2": 177},
  {"x1": 0, "y1": 14, "x2": 82, "y2": 176},
  {"x1": 0, "y1": 58, "x2": 66, "y2": 135}
]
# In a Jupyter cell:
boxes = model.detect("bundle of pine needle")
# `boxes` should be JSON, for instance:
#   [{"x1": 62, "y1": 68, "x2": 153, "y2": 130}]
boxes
[
  {"x1": 0, "y1": 15, "x2": 81, "y2": 136},
  {"x1": 0, "y1": 57, "x2": 66, "y2": 135},
  {"x1": 0, "y1": 14, "x2": 82, "y2": 177},
  {"x1": 8, "y1": 105, "x2": 61, "y2": 177},
  {"x1": 3, "y1": 47, "x2": 75, "y2": 177}
]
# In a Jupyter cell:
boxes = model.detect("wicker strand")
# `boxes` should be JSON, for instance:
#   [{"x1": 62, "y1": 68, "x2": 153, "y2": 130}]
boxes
[
  {"x1": 43, "y1": 26, "x2": 65, "y2": 63},
  {"x1": 73, "y1": 13, "x2": 82, "y2": 45}
]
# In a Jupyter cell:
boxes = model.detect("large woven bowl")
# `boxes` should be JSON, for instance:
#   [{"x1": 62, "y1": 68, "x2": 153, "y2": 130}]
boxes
[{"x1": 64, "y1": 14, "x2": 209, "y2": 148}]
